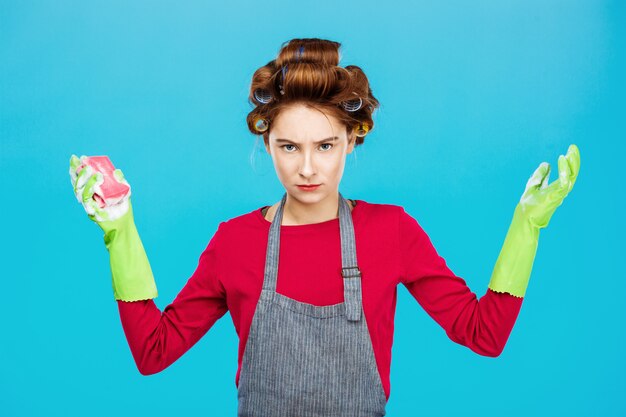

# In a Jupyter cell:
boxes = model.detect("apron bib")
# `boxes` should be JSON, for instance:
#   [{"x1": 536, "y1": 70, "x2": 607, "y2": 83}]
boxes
[{"x1": 237, "y1": 192, "x2": 387, "y2": 417}]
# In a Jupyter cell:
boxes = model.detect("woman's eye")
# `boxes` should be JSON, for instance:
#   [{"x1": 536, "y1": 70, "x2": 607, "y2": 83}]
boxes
[{"x1": 280, "y1": 143, "x2": 333, "y2": 152}]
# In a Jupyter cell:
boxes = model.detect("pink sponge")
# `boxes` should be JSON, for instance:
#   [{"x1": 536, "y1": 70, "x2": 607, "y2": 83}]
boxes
[{"x1": 76, "y1": 156, "x2": 130, "y2": 208}]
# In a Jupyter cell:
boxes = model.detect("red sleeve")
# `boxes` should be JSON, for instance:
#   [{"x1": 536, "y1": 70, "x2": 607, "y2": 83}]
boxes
[
  {"x1": 116, "y1": 223, "x2": 228, "y2": 375},
  {"x1": 398, "y1": 207, "x2": 524, "y2": 357}
]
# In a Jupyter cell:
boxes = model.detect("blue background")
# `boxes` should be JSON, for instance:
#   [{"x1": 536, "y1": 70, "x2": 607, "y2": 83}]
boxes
[{"x1": 1, "y1": 1, "x2": 624, "y2": 416}]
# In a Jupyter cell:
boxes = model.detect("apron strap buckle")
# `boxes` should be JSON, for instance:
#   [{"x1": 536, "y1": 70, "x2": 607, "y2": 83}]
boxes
[
  {"x1": 342, "y1": 266, "x2": 363, "y2": 321},
  {"x1": 341, "y1": 266, "x2": 361, "y2": 279}
]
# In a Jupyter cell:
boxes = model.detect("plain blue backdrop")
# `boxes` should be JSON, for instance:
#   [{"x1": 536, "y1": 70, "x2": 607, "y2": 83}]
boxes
[{"x1": 1, "y1": 1, "x2": 624, "y2": 416}]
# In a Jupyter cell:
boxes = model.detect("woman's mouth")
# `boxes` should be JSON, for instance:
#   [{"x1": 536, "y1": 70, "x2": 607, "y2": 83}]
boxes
[{"x1": 297, "y1": 184, "x2": 321, "y2": 191}]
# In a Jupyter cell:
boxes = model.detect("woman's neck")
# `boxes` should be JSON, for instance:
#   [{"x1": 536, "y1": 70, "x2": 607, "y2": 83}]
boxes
[{"x1": 263, "y1": 198, "x2": 356, "y2": 224}]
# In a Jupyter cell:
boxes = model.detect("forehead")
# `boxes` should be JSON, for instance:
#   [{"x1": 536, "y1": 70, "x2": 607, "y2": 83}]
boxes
[{"x1": 271, "y1": 104, "x2": 344, "y2": 138}]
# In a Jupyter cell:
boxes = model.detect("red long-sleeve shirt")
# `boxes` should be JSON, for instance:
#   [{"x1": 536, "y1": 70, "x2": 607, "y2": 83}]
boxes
[{"x1": 117, "y1": 200, "x2": 524, "y2": 401}]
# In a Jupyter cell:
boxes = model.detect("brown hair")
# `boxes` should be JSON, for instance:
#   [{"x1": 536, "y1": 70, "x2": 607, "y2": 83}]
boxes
[{"x1": 246, "y1": 38, "x2": 380, "y2": 146}]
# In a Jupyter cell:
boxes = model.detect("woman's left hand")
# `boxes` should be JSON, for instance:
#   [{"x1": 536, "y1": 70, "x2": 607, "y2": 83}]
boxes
[
  {"x1": 517, "y1": 144, "x2": 580, "y2": 229},
  {"x1": 488, "y1": 144, "x2": 581, "y2": 297}
]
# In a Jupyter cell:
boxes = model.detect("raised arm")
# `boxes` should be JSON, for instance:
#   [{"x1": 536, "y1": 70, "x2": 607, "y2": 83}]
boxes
[
  {"x1": 69, "y1": 154, "x2": 228, "y2": 375},
  {"x1": 399, "y1": 144, "x2": 580, "y2": 356},
  {"x1": 117, "y1": 230, "x2": 228, "y2": 375},
  {"x1": 398, "y1": 207, "x2": 523, "y2": 357}
]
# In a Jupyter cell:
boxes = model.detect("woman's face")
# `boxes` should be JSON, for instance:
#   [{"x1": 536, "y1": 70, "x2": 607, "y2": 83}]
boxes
[{"x1": 264, "y1": 103, "x2": 355, "y2": 206}]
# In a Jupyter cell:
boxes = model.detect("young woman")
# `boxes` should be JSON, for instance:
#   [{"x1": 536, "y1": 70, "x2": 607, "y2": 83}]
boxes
[{"x1": 69, "y1": 38, "x2": 580, "y2": 417}]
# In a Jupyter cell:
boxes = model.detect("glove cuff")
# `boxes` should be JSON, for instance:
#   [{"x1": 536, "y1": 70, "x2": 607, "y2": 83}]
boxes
[
  {"x1": 98, "y1": 200, "x2": 159, "y2": 301},
  {"x1": 488, "y1": 204, "x2": 540, "y2": 298}
]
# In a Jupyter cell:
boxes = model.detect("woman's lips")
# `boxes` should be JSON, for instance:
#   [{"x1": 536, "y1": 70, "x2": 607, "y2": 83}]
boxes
[{"x1": 297, "y1": 184, "x2": 321, "y2": 191}]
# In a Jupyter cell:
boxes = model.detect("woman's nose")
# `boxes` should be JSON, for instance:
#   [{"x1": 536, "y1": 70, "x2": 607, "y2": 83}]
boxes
[{"x1": 298, "y1": 151, "x2": 316, "y2": 177}]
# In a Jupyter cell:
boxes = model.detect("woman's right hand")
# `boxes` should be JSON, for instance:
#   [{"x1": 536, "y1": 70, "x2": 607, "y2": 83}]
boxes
[
  {"x1": 69, "y1": 155, "x2": 158, "y2": 301},
  {"x1": 69, "y1": 154, "x2": 132, "y2": 223}
]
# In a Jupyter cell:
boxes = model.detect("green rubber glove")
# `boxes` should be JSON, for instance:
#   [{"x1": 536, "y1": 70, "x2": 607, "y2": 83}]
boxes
[
  {"x1": 488, "y1": 144, "x2": 581, "y2": 298},
  {"x1": 69, "y1": 154, "x2": 158, "y2": 301}
]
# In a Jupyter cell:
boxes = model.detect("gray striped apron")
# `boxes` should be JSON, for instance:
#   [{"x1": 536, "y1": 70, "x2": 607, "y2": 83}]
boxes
[{"x1": 237, "y1": 192, "x2": 387, "y2": 417}]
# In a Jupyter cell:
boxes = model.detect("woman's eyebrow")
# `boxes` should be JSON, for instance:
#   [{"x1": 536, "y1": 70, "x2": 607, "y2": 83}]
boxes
[{"x1": 274, "y1": 136, "x2": 339, "y2": 145}]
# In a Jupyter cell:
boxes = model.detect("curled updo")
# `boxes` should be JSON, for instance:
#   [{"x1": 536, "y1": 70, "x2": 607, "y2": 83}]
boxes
[{"x1": 246, "y1": 38, "x2": 380, "y2": 146}]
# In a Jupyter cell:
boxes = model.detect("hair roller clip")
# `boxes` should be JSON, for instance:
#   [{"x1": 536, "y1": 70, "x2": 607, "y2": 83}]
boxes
[
  {"x1": 354, "y1": 123, "x2": 369, "y2": 137},
  {"x1": 253, "y1": 88, "x2": 273, "y2": 104},
  {"x1": 341, "y1": 94, "x2": 363, "y2": 112},
  {"x1": 278, "y1": 65, "x2": 288, "y2": 95},
  {"x1": 294, "y1": 45, "x2": 304, "y2": 61},
  {"x1": 253, "y1": 117, "x2": 269, "y2": 133}
]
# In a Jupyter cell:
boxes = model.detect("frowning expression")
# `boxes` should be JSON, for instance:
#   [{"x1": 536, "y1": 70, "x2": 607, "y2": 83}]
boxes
[{"x1": 264, "y1": 103, "x2": 356, "y2": 204}]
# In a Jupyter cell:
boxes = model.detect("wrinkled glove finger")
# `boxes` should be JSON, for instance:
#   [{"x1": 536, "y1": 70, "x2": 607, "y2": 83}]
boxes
[
  {"x1": 543, "y1": 155, "x2": 571, "y2": 202},
  {"x1": 565, "y1": 144, "x2": 580, "y2": 192},
  {"x1": 113, "y1": 168, "x2": 131, "y2": 188},
  {"x1": 83, "y1": 196, "x2": 99, "y2": 217},
  {"x1": 86, "y1": 200, "x2": 109, "y2": 222},
  {"x1": 85, "y1": 197, "x2": 111, "y2": 222},
  {"x1": 69, "y1": 154, "x2": 86, "y2": 169},
  {"x1": 113, "y1": 168, "x2": 125, "y2": 182},
  {"x1": 524, "y1": 162, "x2": 550, "y2": 195},
  {"x1": 538, "y1": 162, "x2": 552, "y2": 190},
  {"x1": 113, "y1": 168, "x2": 132, "y2": 200},
  {"x1": 82, "y1": 172, "x2": 103, "y2": 203},
  {"x1": 69, "y1": 154, "x2": 88, "y2": 179},
  {"x1": 72, "y1": 166, "x2": 94, "y2": 203},
  {"x1": 69, "y1": 154, "x2": 86, "y2": 189},
  {"x1": 69, "y1": 154, "x2": 81, "y2": 184},
  {"x1": 74, "y1": 165, "x2": 93, "y2": 195},
  {"x1": 557, "y1": 154, "x2": 572, "y2": 197},
  {"x1": 558, "y1": 153, "x2": 571, "y2": 182}
]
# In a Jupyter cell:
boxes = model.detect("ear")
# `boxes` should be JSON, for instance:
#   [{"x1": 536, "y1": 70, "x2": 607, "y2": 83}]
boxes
[{"x1": 346, "y1": 132, "x2": 356, "y2": 154}]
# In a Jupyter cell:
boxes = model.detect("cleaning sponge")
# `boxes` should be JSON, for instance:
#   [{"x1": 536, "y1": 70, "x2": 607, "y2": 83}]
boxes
[{"x1": 75, "y1": 156, "x2": 130, "y2": 207}]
